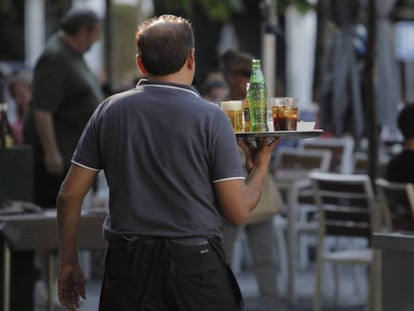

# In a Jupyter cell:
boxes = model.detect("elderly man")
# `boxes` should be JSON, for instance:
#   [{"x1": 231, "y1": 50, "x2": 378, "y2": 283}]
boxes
[{"x1": 25, "y1": 7, "x2": 104, "y2": 208}]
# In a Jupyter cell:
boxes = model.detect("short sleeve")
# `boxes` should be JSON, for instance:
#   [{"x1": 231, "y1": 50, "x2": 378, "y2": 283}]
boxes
[{"x1": 71, "y1": 104, "x2": 103, "y2": 170}]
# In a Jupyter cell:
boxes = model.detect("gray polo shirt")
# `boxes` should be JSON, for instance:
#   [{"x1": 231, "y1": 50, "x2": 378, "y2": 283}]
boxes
[{"x1": 72, "y1": 79, "x2": 244, "y2": 239}]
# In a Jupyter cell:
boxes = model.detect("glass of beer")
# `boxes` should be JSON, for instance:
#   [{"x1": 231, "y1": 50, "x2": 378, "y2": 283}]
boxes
[
  {"x1": 270, "y1": 97, "x2": 298, "y2": 131},
  {"x1": 221, "y1": 100, "x2": 244, "y2": 132}
]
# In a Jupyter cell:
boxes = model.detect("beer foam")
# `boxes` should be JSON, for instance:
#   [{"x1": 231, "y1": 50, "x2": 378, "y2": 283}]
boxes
[{"x1": 221, "y1": 100, "x2": 243, "y2": 110}]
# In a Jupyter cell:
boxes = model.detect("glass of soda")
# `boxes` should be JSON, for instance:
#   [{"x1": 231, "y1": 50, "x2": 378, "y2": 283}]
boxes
[{"x1": 270, "y1": 97, "x2": 298, "y2": 131}]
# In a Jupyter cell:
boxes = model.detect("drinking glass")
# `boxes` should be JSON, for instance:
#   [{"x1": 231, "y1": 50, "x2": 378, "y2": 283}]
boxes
[
  {"x1": 221, "y1": 100, "x2": 244, "y2": 132},
  {"x1": 270, "y1": 97, "x2": 298, "y2": 131}
]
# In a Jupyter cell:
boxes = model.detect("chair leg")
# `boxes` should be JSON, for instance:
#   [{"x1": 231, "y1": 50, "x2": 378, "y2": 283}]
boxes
[
  {"x1": 372, "y1": 250, "x2": 382, "y2": 311},
  {"x1": 299, "y1": 235, "x2": 309, "y2": 270},
  {"x1": 351, "y1": 266, "x2": 363, "y2": 296},
  {"x1": 366, "y1": 262, "x2": 377, "y2": 311},
  {"x1": 313, "y1": 256, "x2": 323, "y2": 311},
  {"x1": 333, "y1": 264, "x2": 340, "y2": 306},
  {"x1": 274, "y1": 215, "x2": 287, "y2": 290}
]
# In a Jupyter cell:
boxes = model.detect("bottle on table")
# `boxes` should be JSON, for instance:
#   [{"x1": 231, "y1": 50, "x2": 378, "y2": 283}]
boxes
[
  {"x1": 0, "y1": 102, "x2": 14, "y2": 149},
  {"x1": 247, "y1": 59, "x2": 268, "y2": 132},
  {"x1": 243, "y1": 83, "x2": 250, "y2": 132}
]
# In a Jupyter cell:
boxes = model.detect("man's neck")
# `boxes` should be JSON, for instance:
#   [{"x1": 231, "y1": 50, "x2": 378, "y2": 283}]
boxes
[
  {"x1": 61, "y1": 31, "x2": 83, "y2": 54},
  {"x1": 146, "y1": 72, "x2": 192, "y2": 86}
]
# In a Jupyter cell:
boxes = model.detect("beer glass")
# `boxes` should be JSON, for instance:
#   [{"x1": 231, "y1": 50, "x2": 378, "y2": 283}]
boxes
[
  {"x1": 221, "y1": 100, "x2": 244, "y2": 132},
  {"x1": 270, "y1": 97, "x2": 298, "y2": 131}
]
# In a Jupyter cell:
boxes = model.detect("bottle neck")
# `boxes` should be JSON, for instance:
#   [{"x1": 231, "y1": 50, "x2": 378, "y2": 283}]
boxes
[{"x1": 249, "y1": 64, "x2": 265, "y2": 85}]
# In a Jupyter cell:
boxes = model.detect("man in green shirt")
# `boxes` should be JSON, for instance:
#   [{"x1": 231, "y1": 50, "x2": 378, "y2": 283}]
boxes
[{"x1": 25, "y1": 7, "x2": 104, "y2": 208}]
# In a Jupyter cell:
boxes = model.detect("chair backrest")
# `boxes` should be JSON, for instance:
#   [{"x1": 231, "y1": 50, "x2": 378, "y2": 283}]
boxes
[
  {"x1": 375, "y1": 178, "x2": 414, "y2": 232},
  {"x1": 298, "y1": 137, "x2": 355, "y2": 174},
  {"x1": 310, "y1": 172, "x2": 376, "y2": 239},
  {"x1": 273, "y1": 147, "x2": 332, "y2": 173}
]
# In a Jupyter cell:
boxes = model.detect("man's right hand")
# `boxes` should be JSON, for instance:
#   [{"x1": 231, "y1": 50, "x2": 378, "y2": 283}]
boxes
[{"x1": 237, "y1": 137, "x2": 280, "y2": 173}]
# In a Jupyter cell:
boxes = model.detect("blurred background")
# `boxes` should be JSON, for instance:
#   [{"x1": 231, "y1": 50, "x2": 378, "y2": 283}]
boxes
[
  {"x1": 1, "y1": 0, "x2": 414, "y2": 177},
  {"x1": 3, "y1": 2, "x2": 414, "y2": 310}
]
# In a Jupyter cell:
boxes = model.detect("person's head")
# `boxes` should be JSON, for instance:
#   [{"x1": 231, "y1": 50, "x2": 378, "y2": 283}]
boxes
[
  {"x1": 7, "y1": 73, "x2": 32, "y2": 118},
  {"x1": 220, "y1": 50, "x2": 253, "y2": 100},
  {"x1": 60, "y1": 8, "x2": 102, "y2": 53},
  {"x1": 398, "y1": 104, "x2": 414, "y2": 142},
  {"x1": 135, "y1": 14, "x2": 195, "y2": 83},
  {"x1": 202, "y1": 79, "x2": 228, "y2": 104}
]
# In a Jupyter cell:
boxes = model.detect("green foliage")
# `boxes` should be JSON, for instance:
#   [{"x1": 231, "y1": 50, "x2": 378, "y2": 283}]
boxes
[
  {"x1": 199, "y1": 0, "x2": 244, "y2": 20},
  {"x1": 199, "y1": 0, "x2": 231, "y2": 20},
  {"x1": 0, "y1": 0, "x2": 11, "y2": 13},
  {"x1": 165, "y1": 0, "x2": 314, "y2": 20},
  {"x1": 277, "y1": 0, "x2": 315, "y2": 14},
  {"x1": 166, "y1": 0, "x2": 244, "y2": 21},
  {"x1": 400, "y1": 0, "x2": 414, "y2": 6},
  {"x1": 166, "y1": 0, "x2": 191, "y2": 13}
]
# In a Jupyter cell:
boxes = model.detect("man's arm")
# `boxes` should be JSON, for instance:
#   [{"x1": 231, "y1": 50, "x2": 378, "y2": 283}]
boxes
[
  {"x1": 34, "y1": 109, "x2": 63, "y2": 175},
  {"x1": 214, "y1": 138, "x2": 279, "y2": 226},
  {"x1": 57, "y1": 164, "x2": 98, "y2": 310}
]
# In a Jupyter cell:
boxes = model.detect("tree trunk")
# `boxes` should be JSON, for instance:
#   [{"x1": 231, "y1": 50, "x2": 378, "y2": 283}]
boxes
[{"x1": 312, "y1": 0, "x2": 328, "y2": 103}]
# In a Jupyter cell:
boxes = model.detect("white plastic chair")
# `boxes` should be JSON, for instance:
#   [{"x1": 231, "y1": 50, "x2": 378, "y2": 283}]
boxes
[
  {"x1": 272, "y1": 147, "x2": 332, "y2": 301},
  {"x1": 310, "y1": 172, "x2": 377, "y2": 311},
  {"x1": 298, "y1": 136, "x2": 355, "y2": 174}
]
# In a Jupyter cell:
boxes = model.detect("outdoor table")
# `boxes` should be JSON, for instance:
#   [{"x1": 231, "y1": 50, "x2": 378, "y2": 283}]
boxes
[
  {"x1": 0, "y1": 208, "x2": 107, "y2": 311},
  {"x1": 373, "y1": 232, "x2": 414, "y2": 311}
]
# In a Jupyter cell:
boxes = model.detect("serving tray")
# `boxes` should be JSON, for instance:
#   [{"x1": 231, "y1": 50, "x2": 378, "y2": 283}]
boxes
[{"x1": 235, "y1": 129, "x2": 324, "y2": 139}]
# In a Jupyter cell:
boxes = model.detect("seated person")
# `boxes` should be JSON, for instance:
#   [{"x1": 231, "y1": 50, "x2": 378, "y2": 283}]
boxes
[
  {"x1": 385, "y1": 103, "x2": 414, "y2": 183},
  {"x1": 200, "y1": 71, "x2": 228, "y2": 105},
  {"x1": 7, "y1": 73, "x2": 32, "y2": 145}
]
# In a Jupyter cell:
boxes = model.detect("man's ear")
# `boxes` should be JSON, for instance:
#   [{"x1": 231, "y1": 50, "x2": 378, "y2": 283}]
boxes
[
  {"x1": 186, "y1": 48, "x2": 195, "y2": 70},
  {"x1": 136, "y1": 55, "x2": 147, "y2": 75}
]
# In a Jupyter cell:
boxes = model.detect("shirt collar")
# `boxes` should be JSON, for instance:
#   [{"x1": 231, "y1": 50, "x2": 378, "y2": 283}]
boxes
[{"x1": 136, "y1": 79, "x2": 200, "y2": 98}]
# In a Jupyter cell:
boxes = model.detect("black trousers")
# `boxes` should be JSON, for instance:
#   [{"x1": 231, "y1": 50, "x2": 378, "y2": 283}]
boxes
[{"x1": 99, "y1": 237, "x2": 243, "y2": 311}]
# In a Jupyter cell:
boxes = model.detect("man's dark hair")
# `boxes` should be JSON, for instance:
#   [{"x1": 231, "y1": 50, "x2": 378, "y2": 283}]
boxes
[
  {"x1": 135, "y1": 15, "x2": 194, "y2": 76},
  {"x1": 220, "y1": 50, "x2": 253, "y2": 77},
  {"x1": 398, "y1": 104, "x2": 414, "y2": 140},
  {"x1": 61, "y1": 8, "x2": 101, "y2": 35}
]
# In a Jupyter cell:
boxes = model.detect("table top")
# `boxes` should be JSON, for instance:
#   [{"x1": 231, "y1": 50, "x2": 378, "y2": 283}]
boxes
[
  {"x1": 373, "y1": 232, "x2": 414, "y2": 252},
  {"x1": 0, "y1": 208, "x2": 107, "y2": 251}
]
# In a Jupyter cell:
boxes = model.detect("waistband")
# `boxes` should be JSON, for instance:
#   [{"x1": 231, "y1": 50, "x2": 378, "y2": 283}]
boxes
[{"x1": 114, "y1": 235, "x2": 209, "y2": 246}]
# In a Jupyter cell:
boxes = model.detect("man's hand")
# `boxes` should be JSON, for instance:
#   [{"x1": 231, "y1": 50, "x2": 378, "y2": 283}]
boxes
[
  {"x1": 237, "y1": 137, "x2": 280, "y2": 173},
  {"x1": 58, "y1": 264, "x2": 86, "y2": 311}
]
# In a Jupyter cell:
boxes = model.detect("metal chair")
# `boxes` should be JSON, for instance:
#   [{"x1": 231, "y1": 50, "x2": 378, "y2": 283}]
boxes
[
  {"x1": 272, "y1": 147, "x2": 332, "y2": 302},
  {"x1": 298, "y1": 136, "x2": 355, "y2": 174},
  {"x1": 310, "y1": 172, "x2": 377, "y2": 311}
]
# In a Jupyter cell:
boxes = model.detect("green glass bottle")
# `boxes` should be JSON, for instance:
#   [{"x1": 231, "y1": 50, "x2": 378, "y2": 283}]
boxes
[{"x1": 247, "y1": 59, "x2": 268, "y2": 132}]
